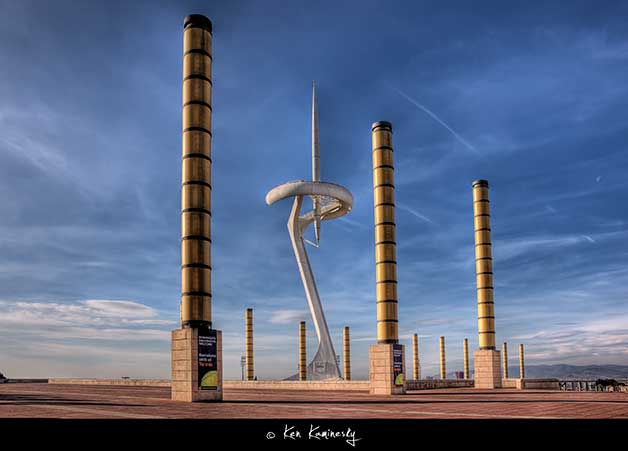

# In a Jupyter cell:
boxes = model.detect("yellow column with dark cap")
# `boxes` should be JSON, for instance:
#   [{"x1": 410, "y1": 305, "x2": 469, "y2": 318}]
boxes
[
  {"x1": 181, "y1": 14, "x2": 213, "y2": 328},
  {"x1": 440, "y1": 336, "x2": 446, "y2": 380},
  {"x1": 471, "y1": 180, "x2": 501, "y2": 389},
  {"x1": 412, "y1": 334, "x2": 420, "y2": 380},
  {"x1": 502, "y1": 342, "x2": 509, "y2": 378},
  {"x1": 519, "y1": 343, "x2": 525, "y2": 379},
  {"x1": 369, "y1": 121, "x2": 405, "y2": 395},
  {"x1": 245, "y1": 308, "x2": 254, "y2": 381},
  {"x1": 472, "y1": 180, "x2": 495, "y2": 349},
  {"x1": 343, "y1": 326, "x2": 351, "y2": 381},
  {"x1": 372, "y1": 121, "x2": 398, "y2": 344},
  {"x1": 463, "y1": 338, "x2": 469, "y2": 379},
  {"x1": 171, "y1": 15, "x2": 221, "y2": 402},
  {"x1": 299, "y1": 321, "x2": 307, "y2": 381}
]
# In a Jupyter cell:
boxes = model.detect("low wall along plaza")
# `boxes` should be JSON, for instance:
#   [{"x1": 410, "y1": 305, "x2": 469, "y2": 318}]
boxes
[{"x1": 47, "y1": 378, "x2": 561, "y2": 391}]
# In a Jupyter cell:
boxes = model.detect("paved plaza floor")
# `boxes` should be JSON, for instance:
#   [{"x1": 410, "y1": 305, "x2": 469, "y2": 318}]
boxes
[{"x1": 1, "y1": 383, "x2": 627, "y2": 419}]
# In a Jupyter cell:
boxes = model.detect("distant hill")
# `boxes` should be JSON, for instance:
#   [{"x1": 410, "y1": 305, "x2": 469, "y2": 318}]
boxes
[{"x1": 509, "y1": 364, "x2": 628, "y2": 380}]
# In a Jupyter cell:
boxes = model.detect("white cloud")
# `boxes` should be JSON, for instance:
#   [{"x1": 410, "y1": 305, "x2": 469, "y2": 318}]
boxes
[
  {"x1": 511, "y1": 314, "x2": 628, "y2": 365},
  {"x1": 580, "y1": 316, "x2": 628, "y2": 334},
  {"x1": 0, "y1": 299, "x2": 175, "y2": 339},
  {"x1": 0, "y1": 299, "x2": 175, "y2": 378},
  {"x1": 83, "y1": 300, "x2": 156, "y2": 318},
  {"x1": 0, "y1": 299, "x2": 171, "y2": 328},
  {"x1": 268, "y1": 309, "x2": 309, "y2": 325},
  {"x1": 18, "y1": 326, "x2": 170, "y2": 342}
]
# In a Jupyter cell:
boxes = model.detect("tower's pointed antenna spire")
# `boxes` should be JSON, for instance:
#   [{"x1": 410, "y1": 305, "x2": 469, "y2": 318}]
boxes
[
  {"x1": 312, "y1": 81, "x2": 321, "y2": 245},
  {"x1": 312, "y1": 80, "x2": 320, "y2": 182}
]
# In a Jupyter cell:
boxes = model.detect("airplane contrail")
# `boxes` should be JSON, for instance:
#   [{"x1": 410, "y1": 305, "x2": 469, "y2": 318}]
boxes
[
  {"x1": 397, "y1": 202, "x2": 436, "y2": 225},
  {"x1": 390, "y1": 85, "x2": 478, "y2": 154}
]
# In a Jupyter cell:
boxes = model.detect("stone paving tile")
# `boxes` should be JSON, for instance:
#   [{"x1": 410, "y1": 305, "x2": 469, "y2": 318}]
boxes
[{"x1": 0, "y1": 383, "x2": 627, "y2": 419}]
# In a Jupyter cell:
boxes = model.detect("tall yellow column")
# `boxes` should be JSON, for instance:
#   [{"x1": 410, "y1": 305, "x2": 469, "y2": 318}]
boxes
[
  {"x1": 181, "y1": 14, "x2": 213, "y2": 328},
  {"x1": 369, "y1": 121, "x2": 405, "y2": 395},
  {"x1": 372, "y1": 121, "x2": 398, "y2": 343},
  {"x1": 463, "y1": 338, "x2": 469, "y2": 380},
  {"x1": 439, "y1": 336, "x2": 446, "y2": 380},
  {"x1": 519, "y1": 344, "x2": 525, "y2": 379},
  {"x1": 343, "y1": 327, "x2": 351, "y2": 381},
  {"x1": 245, "y1": 308, "x2": 254, "y2": 381},
  {"x1": 473, "y1": 180, "x2": 495, "y2": 349},
  {"x1": 171, "y1": 15, "x2": 222, "y2": 402},
  {"x1": 299, "y1": 321, "x2": 307, "y2": 381},
  {"x1": 502, "y1": 342, "x2": 509, "y2": 379},
  {"x1": 472, "y1": 180, "x2": 501, "y2": 388},
  {"x1": 412, "y1": 334, "x2": 420, "y2": 380}
]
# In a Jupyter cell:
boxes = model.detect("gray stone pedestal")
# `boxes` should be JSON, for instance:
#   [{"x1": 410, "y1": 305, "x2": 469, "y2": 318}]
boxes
[
  {"x1": 474, "y1": 349, "x2": 502, "y2": 389},
  {"x1": 369, "y1": 343, "x2": 406, "y2": 395},
  {"x1": 171, "y1": 328, "x2": 223, "y2": 402}
]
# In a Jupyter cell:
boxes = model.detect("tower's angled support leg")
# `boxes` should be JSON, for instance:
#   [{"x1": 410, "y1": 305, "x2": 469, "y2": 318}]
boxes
[{"x1": 286, "y1": 196, "x2": 340, "y2": 380}]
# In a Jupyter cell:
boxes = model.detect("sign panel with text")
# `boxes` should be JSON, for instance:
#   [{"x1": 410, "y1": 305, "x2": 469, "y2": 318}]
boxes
[
  {"x1": 393, "y1": 344, "x2": 404, "y2": 386},
  {"x1": 198, "y1": 328, "x2": 218, "y2": 390}
]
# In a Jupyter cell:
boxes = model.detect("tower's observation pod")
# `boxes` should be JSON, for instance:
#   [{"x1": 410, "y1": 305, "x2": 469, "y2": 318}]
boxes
[{"x1": 265, "y1": 181, "x2": 353, "y2": 219}]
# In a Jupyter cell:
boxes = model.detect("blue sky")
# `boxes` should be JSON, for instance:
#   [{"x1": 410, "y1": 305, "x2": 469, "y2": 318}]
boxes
[{"x1": 1, "y1": 0, "x2": 627, "y2": 379}]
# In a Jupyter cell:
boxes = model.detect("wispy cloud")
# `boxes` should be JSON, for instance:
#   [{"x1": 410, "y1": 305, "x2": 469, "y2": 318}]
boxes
[
  {"x1": 268, "y1": 309, "x2": 310, "y2": 325},
  {"x1": 493, "y1": 234, "x2": 597, "y2": 261},
  {"x1": 337, "y1": 216, "x2": 369, "y2": 229},
  {"x1": 83, "y1": 300, "x2": 158, "y2": 318},
  {"x1": 0, "y1": 299, "x2": 173, "y2": 327},
  {"x1": 397, "y1": 202, "x2": 436, "y2": 225},
  {"x1": 521, "y1": 182, "x2": 628, "y2": 207},
  {"x1": 0, "y1": 104, "x2": 71, "y2": 177},
  {"x1": 580, "y1": 31, "x2": 628, "y2": 60},
  {"x1": 389, "y1": 85, "x2": 478, "y2": 154},
  {"x1": 511, "y1": 314, "x2": 628, "y2": 365}
]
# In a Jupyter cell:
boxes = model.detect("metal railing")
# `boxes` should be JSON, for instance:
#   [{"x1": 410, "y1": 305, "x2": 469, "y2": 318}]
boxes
[{"x1": 559, "y1": 380, "x2": 628, "y2": 392}]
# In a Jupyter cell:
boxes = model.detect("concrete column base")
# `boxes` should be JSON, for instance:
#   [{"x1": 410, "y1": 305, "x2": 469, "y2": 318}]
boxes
[
  {"x1": 171, "y1": 328, "x2": 223, "y2": 402},
  {"x1": 473, "y1": 349, "x2": 502, "y2": 389},
  {"x1": 369, "y1": 343, "x2": 406, "y2": 395}
]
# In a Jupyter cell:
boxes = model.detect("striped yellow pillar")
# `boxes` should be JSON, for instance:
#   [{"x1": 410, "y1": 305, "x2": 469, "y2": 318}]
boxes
[
  {"x1": 463, "y1": 338, "x2": 469, "y2": 379},
  {"x1": 299, "y1": 321, "x2": 307, "y2": 381},
  {"x1": 372, "y1": 121, "x2": 398, "y2": 344},
  {"x1": 502, "y1": 342, "x2": 509, "y2": 379},
  {"x1": 519, "y1": 343, "x2": 525, "y2": 379},
  {"x1": 245, "y1": 308, "x2": 254, "y2": 381},
  {"x1": 412, "y1": 334, "x2": 420, "y2": 380},
  {"x1": 439, "y1": 336, "x2": 446, "y2": 380},
  {"x1": 472, "y1": 180, "x2": 496, "y2": 349},
  {"x1": 180, "y1": 15, "x2": 213, "y2": 328},
  {"x1": 343, "y1": 327, "x2": 351, "y2": 381}
]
